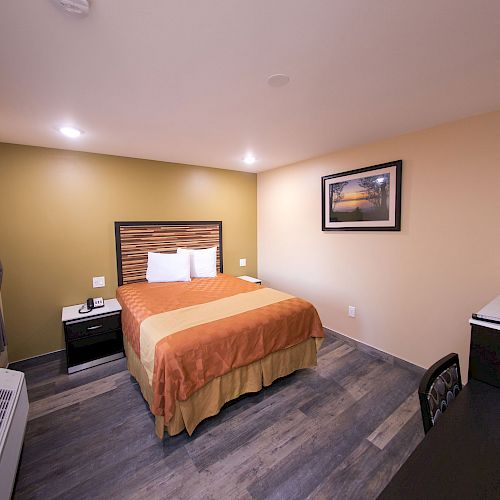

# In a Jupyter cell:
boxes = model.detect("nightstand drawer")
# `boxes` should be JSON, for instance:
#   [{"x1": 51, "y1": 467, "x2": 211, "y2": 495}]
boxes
[{"x1": 65, "y1": 313, "x2": 121, "y2": 340}]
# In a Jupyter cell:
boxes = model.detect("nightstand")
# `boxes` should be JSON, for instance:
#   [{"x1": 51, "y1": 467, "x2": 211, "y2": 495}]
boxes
[
  {"x1": 61, "y1": 298, "x2": 124, "y2": 374},
  {"x1": 237, "y1": 275, "x2": 262, "y2": 285}
]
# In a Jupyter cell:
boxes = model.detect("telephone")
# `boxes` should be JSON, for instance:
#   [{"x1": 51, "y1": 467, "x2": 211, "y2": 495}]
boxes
[{"x1": 79, "y1": 297, "x2": 105, "y2": 314}]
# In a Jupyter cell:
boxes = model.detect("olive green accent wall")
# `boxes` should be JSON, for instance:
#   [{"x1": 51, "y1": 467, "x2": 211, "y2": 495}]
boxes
[{"x1": 0, "y1": 143, "x2": 257, "y2": 361}]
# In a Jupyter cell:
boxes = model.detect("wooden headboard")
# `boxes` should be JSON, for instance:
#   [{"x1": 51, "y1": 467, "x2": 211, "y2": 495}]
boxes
[{"x1": 114, "y1": 221, "x2": 223, "y2": 285}]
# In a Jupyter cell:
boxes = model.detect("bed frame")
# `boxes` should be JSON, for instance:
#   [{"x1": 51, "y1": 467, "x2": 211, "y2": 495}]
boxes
[{"x1": 114, "y1": 221, "x2": 223, "y2": 285}]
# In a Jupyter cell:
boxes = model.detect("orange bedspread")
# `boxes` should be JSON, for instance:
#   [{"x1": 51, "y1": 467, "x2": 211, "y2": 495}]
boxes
[{"x1": 117, "y1": 274, "x2": 323, "y2": 424}]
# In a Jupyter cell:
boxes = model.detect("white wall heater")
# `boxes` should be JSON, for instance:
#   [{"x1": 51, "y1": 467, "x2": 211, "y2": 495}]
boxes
[{"x1": 0, "y1": 369, "x2": 28, "y2": 499}]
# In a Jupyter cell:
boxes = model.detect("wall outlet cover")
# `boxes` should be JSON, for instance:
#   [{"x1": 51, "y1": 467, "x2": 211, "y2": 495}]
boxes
[
  {"x1": 239, "y1": 258, "x2": 247, "y2": 267},
  {"x1": 348, "y1": 306, "x2": 356, "y2": 318},
  {"x1": 93, "y1": 276, "x2": 105, "y2": 288}
]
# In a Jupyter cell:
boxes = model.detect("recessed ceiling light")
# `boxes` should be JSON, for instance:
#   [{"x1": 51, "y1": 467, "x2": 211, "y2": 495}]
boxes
[
  {"x1": 59, "y1": 126, "x2": 83, "y2": 138},
  {"x1": 267, "y1": 74, "x2": 290, "y2": 88},
  {"x1": 243, "y1": 154, "x2": 256, "y2": 165}
]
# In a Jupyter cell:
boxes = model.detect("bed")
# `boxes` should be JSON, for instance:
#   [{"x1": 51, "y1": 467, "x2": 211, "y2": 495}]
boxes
[{"x1": 115, "y1": 221, "x2": 324, "y2": 438}]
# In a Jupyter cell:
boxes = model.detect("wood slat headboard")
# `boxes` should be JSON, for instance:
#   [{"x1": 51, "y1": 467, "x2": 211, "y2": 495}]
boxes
[{"x1": 115, "y1": 221, "x2": 223, "y2": 285}]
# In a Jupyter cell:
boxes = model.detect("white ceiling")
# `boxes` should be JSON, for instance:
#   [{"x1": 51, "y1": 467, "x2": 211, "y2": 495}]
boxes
[{"x1": 1, "y1": 1, "x2": 500, "y2": 172}]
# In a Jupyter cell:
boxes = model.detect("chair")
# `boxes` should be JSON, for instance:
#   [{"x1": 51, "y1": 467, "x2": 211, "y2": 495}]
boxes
[{"x1": 418, "y1": 353, "x2": 462, "y2": 434}]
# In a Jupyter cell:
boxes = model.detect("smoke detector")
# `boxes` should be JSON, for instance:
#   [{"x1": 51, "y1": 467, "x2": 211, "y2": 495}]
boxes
[{"x1": 53, "y1": 0, "x2": 90, "y2": 16}]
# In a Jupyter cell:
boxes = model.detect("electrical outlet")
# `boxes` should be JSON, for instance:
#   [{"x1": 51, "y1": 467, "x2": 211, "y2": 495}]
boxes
[
  {"x1": 348, "y1": 306, "x2": 356, "y2": 318},
  {"x1": 93, "y1": 276, "x2": 105, "y2": 288},
  {"x1": 239, "y1": 258, "x2": 247, "y2": 267}
]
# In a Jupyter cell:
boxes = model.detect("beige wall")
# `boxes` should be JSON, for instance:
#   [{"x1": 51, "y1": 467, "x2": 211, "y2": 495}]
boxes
[
  {"x1": 0, "y1": 143, "x2": 257, "y2": 361},
  {"x1": 258, "y1": 110, "x2": 500, "y2": 375}
]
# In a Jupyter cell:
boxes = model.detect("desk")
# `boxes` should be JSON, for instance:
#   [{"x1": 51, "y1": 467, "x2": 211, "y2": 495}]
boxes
[
  {"x1": 469, "y1": 294, "x2": 500, "y2": 388},
  {"x1": 378, "y1": 380, "x2": 500, "y2": 499}
]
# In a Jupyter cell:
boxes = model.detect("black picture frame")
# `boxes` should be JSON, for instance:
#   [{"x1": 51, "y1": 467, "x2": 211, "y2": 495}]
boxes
[{"x1": 321, "y1": 160, "x2": 402, "y2": 231}]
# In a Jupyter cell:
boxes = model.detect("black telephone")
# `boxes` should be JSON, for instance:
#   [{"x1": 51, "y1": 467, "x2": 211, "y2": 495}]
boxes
[{"x1": 79, "y1": 297, "x2": 105, "y2": 314}]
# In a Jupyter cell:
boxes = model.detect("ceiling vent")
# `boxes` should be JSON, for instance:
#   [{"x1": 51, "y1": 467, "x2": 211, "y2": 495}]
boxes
[{"x1": 53, "y1": 0, "x2": 90, "y2": 16}]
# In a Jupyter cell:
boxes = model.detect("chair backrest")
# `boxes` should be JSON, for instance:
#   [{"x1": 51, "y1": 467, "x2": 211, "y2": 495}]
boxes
[{"x1": 418, "y1": 353, "x2": 462, "y2": 434}]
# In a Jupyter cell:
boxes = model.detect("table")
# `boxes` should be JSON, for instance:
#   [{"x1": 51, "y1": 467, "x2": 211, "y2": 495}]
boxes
[
  {"x1": 469, "y1": 294, "x2": 500, "y2": 388},
  {"x1": 62, "y1": 298, "x2": 124, "y2": 374},
  {"x1": 378, "y1": 379, "x2": 500, "y2": 499},
  {"x1": 237, "y1": 275, "x2": 262, "y2": 285}
]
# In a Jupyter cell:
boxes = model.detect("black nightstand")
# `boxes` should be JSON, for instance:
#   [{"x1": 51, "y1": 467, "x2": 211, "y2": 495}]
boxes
[{"x1": 62, "y1": 299, "x2": 124, "y2": 374}]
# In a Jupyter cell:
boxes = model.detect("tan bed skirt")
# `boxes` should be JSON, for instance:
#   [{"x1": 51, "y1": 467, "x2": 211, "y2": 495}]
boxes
[{"x1": 123, "y1": 336, "x2": 323, "y2": 439}]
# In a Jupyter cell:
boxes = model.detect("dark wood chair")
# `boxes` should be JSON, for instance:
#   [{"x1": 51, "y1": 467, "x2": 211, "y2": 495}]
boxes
[{"x1": 418, "y1": 353, "x2": 462, "y2": 434}]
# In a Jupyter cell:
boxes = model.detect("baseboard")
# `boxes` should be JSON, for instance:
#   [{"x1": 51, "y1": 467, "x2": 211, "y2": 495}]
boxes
[
  {"x1": 9, "y1": 349, "x2": 65, "y2": 371},
  {"x1": 324, "y1": 327, "x2": 425, "y2": 376},
  {"x1": 8, "y1": 331, "x2": 424, "y2": 376}
]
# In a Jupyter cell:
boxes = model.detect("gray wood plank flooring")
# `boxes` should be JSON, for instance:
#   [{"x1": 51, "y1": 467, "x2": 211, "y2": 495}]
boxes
[{"x1": 11, "y1": 332, "x2": 424, "y2": 499}]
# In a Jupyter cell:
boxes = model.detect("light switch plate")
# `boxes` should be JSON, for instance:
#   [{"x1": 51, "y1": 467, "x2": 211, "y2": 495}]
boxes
[
  {"x1": 239, "y1": 258, "x2": 247, "y2": 267},
  {"x1": 93, "y1": 276, "x2": 105, "y2": 288},
  {"x1": 348, "y1": 306, "x2": 356, "y2": 318}
]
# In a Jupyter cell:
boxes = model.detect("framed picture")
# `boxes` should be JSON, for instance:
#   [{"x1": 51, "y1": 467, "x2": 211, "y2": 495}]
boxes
[{"x1": 322, "y1": 160, "x2": 402, "y2": 231}]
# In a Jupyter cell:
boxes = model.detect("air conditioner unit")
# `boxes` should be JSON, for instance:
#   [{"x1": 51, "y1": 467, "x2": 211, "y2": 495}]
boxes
[{"x1": 0, "y1": 369, "x2": 28, "y2": 499}]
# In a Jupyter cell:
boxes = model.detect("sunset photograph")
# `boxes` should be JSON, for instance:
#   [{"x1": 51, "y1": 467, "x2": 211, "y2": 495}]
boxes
[{"x1": 329, "y1": 173, "x2": 390, "y2": 222}]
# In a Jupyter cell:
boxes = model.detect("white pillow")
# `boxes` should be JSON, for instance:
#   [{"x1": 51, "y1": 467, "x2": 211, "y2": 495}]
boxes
[
  {"x1": 145, "y1": 252, "x2": 191, "y2": 283},
  {"x1": 177, "y1": 246, "x2": 217, "y2": 278}
]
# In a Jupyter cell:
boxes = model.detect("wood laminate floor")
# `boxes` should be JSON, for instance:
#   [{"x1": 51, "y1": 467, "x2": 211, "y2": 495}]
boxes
[{"x1": 12, "y1": 332, "x2": 424, "y2": 499}]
